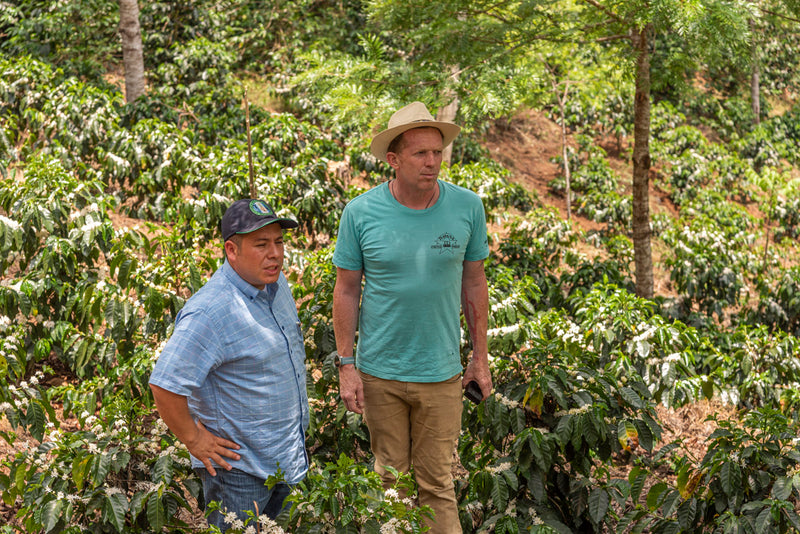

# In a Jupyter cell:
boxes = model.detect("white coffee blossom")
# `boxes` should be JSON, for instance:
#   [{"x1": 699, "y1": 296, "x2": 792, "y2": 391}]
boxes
[
  {"x1": 488, "y1": 462, "x2": 513, "y2": 474},
  {"x1": 0, "y1": 215, "x2": 21, "y2": 230},
  {"x1": 488, "y1": 324, "x2": 520, "y2": 338},
  {"x1": 380, "y1": 518, "x2": 411, "y2": 534},
  {"x1": 632, "y1": 324, "x2": 657, "y2": 343},
  {"x1": 505, "y1": 499, "x2": 518, "y2": 517},
  {"x1": 258, "y1": 515, "x2": 286, "y2": 533},
  {"x1": 554, "y1": 404, "x2": 592, "y2": 417},
  {"x1": 81, "y1": 220, "x2": 102, "y2": 233},
  {"x1": 493, "y1": 392, "x2": 520, "y2": 409}
]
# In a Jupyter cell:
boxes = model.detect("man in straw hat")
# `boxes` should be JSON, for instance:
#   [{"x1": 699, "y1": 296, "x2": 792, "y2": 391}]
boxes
[
  {"x1": 332, "y1": 102, "x2": 492, "y2": 532},
  {"x1": 150, "y1": 198, "x2": 309, "y2": 529}
]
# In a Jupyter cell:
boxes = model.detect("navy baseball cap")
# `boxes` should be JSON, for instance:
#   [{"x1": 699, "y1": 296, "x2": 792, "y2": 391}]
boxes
[{"x1": 221, "y1": 199, "x2": 298, "y2": 241}]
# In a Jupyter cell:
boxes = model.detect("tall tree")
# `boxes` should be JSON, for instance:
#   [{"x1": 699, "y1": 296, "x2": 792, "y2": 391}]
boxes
[
  {"x1": 631, "y1": 24, "x2": 655, "y2": 297},
  {"x1": 367, "y1": 0, "x2": 752, "y2": 298},
  {"x1": 119, "y1": 0, "x2": 145, "y2": 103}
]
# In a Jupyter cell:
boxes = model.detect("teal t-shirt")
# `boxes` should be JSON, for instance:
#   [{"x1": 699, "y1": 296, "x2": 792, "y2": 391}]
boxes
[{"x1": 332, "y1": 180, "x2": 489, "y2": 382}]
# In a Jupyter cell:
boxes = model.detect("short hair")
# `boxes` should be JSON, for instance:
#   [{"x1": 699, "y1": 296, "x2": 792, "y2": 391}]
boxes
[{"x1": 224, "y1": 234, "x2": 242, "y2": 261}]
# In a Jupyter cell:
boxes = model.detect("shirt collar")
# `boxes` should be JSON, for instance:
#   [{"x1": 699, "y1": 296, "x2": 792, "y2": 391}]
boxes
[{"x1": 221, "y1": 261, "x2": 278, "y2": 300}]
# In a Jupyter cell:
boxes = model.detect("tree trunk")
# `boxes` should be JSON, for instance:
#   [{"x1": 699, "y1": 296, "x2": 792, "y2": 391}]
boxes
[
  {"x1": 631, "y1": 25, "x2": 654, "y2": 299},
  {"x1": 119, "y1": 0, "x2": 145, "y2": 103},
  {"x1": 750, "y1": 19, "x2": 761, "y2": 125},
  {"x1": 558, "y1": 82, "x2": 571, "y2": 221},
  {"x1": 437, "y1": 66, "x2": 460, "y2": 166}
]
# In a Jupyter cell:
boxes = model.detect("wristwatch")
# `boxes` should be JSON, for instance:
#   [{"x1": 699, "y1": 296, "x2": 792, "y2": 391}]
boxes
[{"x1": 334, "y1": 352, "x2": 355, "y2": 368}]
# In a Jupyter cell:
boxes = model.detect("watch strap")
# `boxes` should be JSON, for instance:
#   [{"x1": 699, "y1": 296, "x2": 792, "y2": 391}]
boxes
[{"x1": 338, "y1": 355, "x2": 355, "y2": 366}]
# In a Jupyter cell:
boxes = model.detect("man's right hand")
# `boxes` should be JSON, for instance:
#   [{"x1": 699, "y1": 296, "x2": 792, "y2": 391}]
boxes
[
  {"x1": 150, "y1": 384, "x2": 242, "y2": 477},
  {"x1": 339, "y1": 364, "x2": 364, "y2": 414},
  {"x1": 185, "y1": 420, "x2": 241, "y2": 476}
]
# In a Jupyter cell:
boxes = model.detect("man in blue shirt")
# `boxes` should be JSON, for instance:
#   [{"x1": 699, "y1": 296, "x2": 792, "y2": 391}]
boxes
[
  {"x1": 333, "y1": 102, "x2": 492, "y2": 533},
  {"x1": 149, "y1": 198, "x2": 308, "y2": 529}
]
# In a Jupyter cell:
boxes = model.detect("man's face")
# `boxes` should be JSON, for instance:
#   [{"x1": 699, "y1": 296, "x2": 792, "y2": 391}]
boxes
[
  {"x1": 387, "y1": 127, "x2": 444, "y2": 191},
  {"x1": 225, "y1": 223, "x2": 285, "y2": 289}
]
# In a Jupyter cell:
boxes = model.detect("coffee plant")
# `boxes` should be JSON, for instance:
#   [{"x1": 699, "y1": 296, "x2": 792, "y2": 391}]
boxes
[{"x1": 662, "y1": 215, "x2": 759, "y2": 319}]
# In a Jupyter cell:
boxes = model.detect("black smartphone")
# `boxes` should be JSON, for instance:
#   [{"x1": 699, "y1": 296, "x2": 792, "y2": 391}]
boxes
[{"x1": 465, "y1": 380, "x2": 483, "y2": 404}]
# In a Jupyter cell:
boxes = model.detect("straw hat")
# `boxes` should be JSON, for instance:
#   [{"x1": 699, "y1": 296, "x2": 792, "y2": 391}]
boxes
[{"x1": 369, "y1": 102, "x2": 461, "y2": 162}]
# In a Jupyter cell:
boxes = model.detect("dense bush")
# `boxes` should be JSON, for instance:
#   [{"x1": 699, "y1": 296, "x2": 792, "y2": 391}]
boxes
[{"x1": 662, "y1": 216, "x2": 758, "y2": 319}]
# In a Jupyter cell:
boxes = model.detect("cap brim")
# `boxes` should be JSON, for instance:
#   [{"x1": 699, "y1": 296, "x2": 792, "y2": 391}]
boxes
[{"x1": 370, "y1": 122, "x2": 461, "y2": 162}]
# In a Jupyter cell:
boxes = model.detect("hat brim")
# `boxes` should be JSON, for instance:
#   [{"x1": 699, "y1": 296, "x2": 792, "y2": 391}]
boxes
[{"x1": 370, "y1": 121, "x2": 461, "y2": 163}]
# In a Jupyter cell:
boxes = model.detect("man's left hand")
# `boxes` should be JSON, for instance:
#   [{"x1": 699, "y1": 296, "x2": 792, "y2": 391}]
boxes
[{"x1": 462, "y1": 355, "x2": 492, "y2": 401}]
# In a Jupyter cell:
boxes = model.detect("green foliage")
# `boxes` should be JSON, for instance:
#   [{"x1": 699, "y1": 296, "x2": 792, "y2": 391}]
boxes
[
  {"x1": 653, "y1": 409, "x2": 800, "y2": 533},
  {"x1": 492, "y1": 208, "x2": 582, "y2": 286},
  {"x1": 652, "y1": 124, "x2": 729, "y2": 205},
  {"x1": 553, "y1": 83, "x2": 634, "y2": 140},
  {"x1": 279, "y1": 455, "x2": 432, "y2": 532},
  {"x1": 551, "y1": 140, "x2": 630, "y2": 231},
  {"x1": 749, "y1": 266, "x2": 800, "y2": 337},
  {"x1": 734, "y1": 124, "x2": 783, "y2": 173},
  {"x1": 1, "y1": 388, "x2": 200, "y2": 534},
  {"x1": 662, "y1": 216, "x2": 759, "y2": 319},
  {"x1": 763, "y1": 105, "x2": 800, "y2": 166},
  {"x1": 0, "y1": 0, "x2": 120, "y2": 79},
  {"x1": 704, "y1": 324, "x2": 800, "y2": 415},
  {"x1": 485, "y1": 265, "x2": 542, "y2": 358},
  {"x1": 448, "y1": 159, "x2": 534, "y2": 218},
  {"x1": 459, "y1": 292, "x2": 667, "y2": 531},
  {"x1": 771, "y1": 179, "x2": 800, "y2": 241}
]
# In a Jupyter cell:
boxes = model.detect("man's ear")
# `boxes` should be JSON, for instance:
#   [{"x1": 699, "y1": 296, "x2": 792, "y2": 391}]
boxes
[
  {"x1": 224, "y1": 239, "x2": 238, "y2": 261},
  {"x1": 386, "y1": 152, "x2": 399, "y2": 169}
]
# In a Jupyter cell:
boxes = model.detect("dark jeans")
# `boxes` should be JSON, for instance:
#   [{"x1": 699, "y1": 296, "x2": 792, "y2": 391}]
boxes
[{"x1": 196, "y1": 468, "x2": 292, "y2": 529}]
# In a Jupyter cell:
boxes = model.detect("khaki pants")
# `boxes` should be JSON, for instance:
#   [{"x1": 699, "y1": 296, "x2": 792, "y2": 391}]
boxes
[{"x1": 360, "y1": 371, "x2": 463, "y2": 534}]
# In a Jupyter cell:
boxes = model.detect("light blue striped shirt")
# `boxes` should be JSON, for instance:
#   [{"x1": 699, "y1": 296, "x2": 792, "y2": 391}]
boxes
[{"x1": 149, "y1": 261, "x2": 309, "y2": 483}]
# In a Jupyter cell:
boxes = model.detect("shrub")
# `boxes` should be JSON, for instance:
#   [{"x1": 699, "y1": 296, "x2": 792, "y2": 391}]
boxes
[
  {"x1": 703, "y1": 324, "x2": 800, "y2": 414},
  {"x1": 662, "y1": 216, "x2": 758, "y2": 319},
  {"x1": 492, "y1": 208, "x2": 581, "y2": 286},
  {"x1": 448, "y1": 159, "x2": 534, "y2": 217},
  {"x1": 650, "y1": 409, "x2": 800, "y2": 533},
  {"x1": 278, "y1": 456, "x2": 431, "y2": 533},
  {"x1": 459, "y1": 301, "x2": 665, "y2": 532}
]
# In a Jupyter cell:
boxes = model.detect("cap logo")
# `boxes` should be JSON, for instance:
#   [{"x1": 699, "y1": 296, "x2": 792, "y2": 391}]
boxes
[{"x1": 249, "y1": 200, "x2": 274, "y2": 217}]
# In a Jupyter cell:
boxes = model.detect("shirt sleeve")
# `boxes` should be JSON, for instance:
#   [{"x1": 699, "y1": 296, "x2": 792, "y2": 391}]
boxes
[
  {"x1": 464, "y1": 195, "x2": 490, "y2": 262},
  {"x1": 332, "y1": 203, "x2": 364, "y2": 271},
  {"x1": 148, "y1": 309, "x2": 224, "y2": 396}
]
